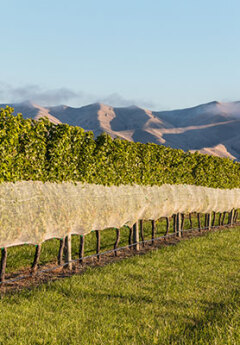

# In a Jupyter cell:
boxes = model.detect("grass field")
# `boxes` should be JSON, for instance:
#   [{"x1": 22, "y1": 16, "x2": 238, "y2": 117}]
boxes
[{"x1": 1, "y1": 226, "x2": 240, "y2": 345}]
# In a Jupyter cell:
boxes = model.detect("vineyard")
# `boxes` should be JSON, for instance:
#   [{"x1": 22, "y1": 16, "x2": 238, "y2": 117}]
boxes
[
  {"x1": 1, "y1": 106, "x2": 240, "y2": 188},
  {"x1": 1, "y1": 106, "x2": 240, "y2": 285}
]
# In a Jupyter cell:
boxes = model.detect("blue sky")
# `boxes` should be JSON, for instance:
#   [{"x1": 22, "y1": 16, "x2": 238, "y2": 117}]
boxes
[{"x1": 1, "y1": 0, "x2": 240, "y2": 110}]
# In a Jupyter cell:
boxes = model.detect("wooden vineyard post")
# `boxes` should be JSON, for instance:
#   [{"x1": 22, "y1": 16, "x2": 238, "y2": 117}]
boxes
[
  {"x1": 96, "y1": 230, "x2": 101, "y2": 261},
  {"x1": 221, "y1": 212, "x2": 226, "y2": 226},
  {"x1": 173, "y1": 214, "x2": 176, "y2": 234},
  {"x1": 176, "y1": 213, "x2": 181, "y2": 238},
  {"x1": 226, "y1": 209, "x2": 234, "y2": 226},
  {"x1": 63, "y1": 236, "x2": 68, "y2": 260},
  {"x1": 31, "y1": 244, "x2": 41, "y2": 275},
  {"x1": 204, "y1": 214, "x2": 208, "y2": 229},
  {"x1": 114, "y1": 229, "x2": 120, "y2": 256},
  {"x1": 65, "y1": 235, "x2": 72, "y2": 270},
  {"x1": 139, "y1": 220, "x2": 145, "y2": 247},
  {"x1": 219, "y1": 213, "x2": 222, "y2": 226},
  {"x1": 234, "y1": 210, "x2": 238, "y2": 223},
  {"x1": 227, "y1": 211, "x2": 231, "y2": 225},
  {"x1": 189, "y1": 213, "x2": 193, "y2": 229},
  {"x1": 151, "y1": 220, "x2": 156, "y2": 245},
  {"x1": 0, "y1": 248, "x2": 7, "y2": 283},
  {"x1": 58, "y1": 238, "x2": 64, "y2": 265},
  {"x1": 208, "y1": 213, "x2": 212, "y2": 230},
  {"x1": 230, "y1": 209, "x2": 234, "y2": 226},
  {"x1": 128, "y1": 226, "x2": 133, "y2": 248},
  {"x1": 79, "y1": 235, "x2": 85, "y2": 264},
  {"x1": 165, "y1": 217, "x2": 170, "y2": 236},
  {"x1": 212, "y1": 212, "x2": 216, "y2": 227},
  {"x1": 181, "y1": 214, "x2": 185, "y2": 232},
  {"x1": 133, "y1": 222, "x2": 139, "y2": 251},
  {"x1": 197, "y1": 213, "x2": 201, "y2": 231},
  {"x1": 233, "y1": 210, "x2": 237, "y2": 223}
]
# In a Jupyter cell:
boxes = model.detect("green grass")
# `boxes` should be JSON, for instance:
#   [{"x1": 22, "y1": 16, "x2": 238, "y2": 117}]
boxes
[
  {"x1": 6, "y1": 214, "x2": 208, "y2": 273},
  {"x1": 1, "y1": 226, "x2": 240, "y2": 344}
]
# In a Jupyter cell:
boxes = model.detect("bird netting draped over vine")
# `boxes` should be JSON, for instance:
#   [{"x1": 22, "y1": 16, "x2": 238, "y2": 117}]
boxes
[{"x1": 0, "y1": 181, "x2": 240, "y2": 248}]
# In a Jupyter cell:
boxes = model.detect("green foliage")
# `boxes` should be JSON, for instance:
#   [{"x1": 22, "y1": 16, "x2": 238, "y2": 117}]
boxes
[
  {"x1": 0, "y1": 105, "x2": 240, "y2": 188},
  {"x1": 0, "y1": 106, "x2": 51, "y2": 182}
]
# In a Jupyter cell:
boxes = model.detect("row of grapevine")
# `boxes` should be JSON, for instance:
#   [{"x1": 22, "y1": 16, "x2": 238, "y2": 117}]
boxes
[
  {"x1": 0, "y1": 106, "x2": 240, "y2": 188},
  {"x1": 0, "y1": 210, "x2": 238, "y2": 283}
]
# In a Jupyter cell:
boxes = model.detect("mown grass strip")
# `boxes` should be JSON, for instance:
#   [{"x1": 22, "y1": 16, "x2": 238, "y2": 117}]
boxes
[{"x1": 0, "y1": 226, "x2": 240, "y2": 345}]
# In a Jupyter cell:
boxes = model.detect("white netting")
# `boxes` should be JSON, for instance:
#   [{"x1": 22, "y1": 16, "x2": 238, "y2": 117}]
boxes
[{"x1": 0, "y1": 181, "x2": 240, "y2": 248}]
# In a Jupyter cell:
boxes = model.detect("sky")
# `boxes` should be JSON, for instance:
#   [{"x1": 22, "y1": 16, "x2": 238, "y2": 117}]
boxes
[{"x1": 1, "y1": 0, "x2": 240, "y2": 110}]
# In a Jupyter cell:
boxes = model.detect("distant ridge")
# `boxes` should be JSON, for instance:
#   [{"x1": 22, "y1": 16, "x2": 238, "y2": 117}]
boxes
[{"x1": 1, "y1": 100, "x2": 240, "y2": 160}]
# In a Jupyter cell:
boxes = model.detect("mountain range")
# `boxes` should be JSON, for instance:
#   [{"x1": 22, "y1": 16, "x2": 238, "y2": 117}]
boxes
[{"x1": 1, "y1": 100, "x2": 240, "y2": 160}]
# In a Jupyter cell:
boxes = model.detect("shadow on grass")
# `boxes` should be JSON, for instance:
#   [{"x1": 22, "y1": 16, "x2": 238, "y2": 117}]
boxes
[{"x1": 168, "y1": 286, "x2": 240, "y2": 344}]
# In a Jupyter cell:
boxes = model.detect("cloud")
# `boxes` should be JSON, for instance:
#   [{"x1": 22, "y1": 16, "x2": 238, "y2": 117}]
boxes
[
  {"x1": 0, "y1": 83, "x2": 82, "y2": 106},
  {"x1": 202, "y1": 101, "x2": 240, "y2": 118},
  {"x1": 221, "y1": 102, "x2": 240, "y2": 117},
  {"x1": 0, "y1": 82, "x2": 156, "y2": 109},
  {"x1": 97, "y1": 92, "x2": 156, "y2": 109}
]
